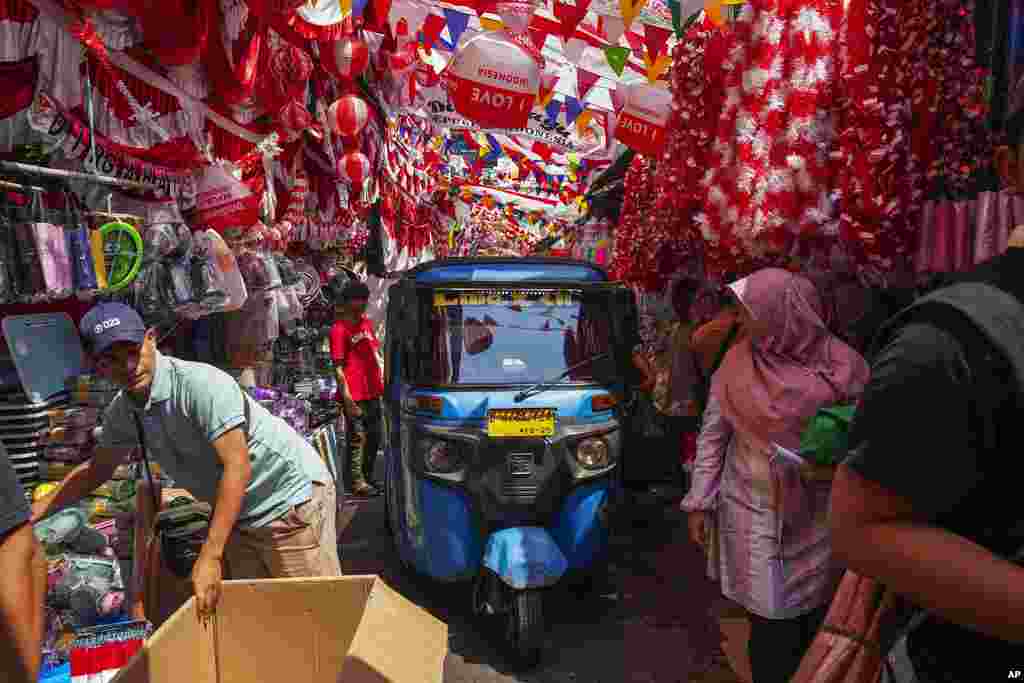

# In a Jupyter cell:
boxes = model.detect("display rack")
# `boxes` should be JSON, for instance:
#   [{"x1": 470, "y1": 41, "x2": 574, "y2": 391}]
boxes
[{"x1": 0, "y1": 161, "x2": 160, "y2": 192}]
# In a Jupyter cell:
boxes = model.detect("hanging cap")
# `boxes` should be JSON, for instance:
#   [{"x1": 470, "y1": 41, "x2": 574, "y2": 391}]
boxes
[{"x1": 80, "y1": 302, "x2": 147, "y2": 356}]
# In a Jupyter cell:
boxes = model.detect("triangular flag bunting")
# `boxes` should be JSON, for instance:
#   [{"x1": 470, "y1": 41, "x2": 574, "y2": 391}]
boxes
[
  {"x1": 537, "y1": 71, "x2": 559, "y2": 107},
  {"x1": 421, "y1": 13, "x2": 447, "y2": 48},
  {"x1": 623, "y1": 27, "x2": 645, "y2": 54},
  {"x1": 553, "y1": 0, "x2": 591, "y2": 41},
  {"x1": 619, "y1": 0, "x2": 647, "y2": 28},
  {"x1": 353, "y1": 0, "x2": 370, "y2": 18},
  {"x1": 575, "y1": 109, "x2": 594, "y2": 135},
  {"x1": 642, "y1": 51, "x2": 672, "y2": 82},
  {"x1": 442, "y1": 8, "x2": 470, "y2": 48},
  {"x1": 668, "y1": 0, "x2": 682, "y2": 36},
  {"x1": 643, "y1": 24, "x2": 672, "y2": 62},
  {"x1": 544, "y1": 98, "x2": 562, "y2": 125},
  {"x1": 532, "y1": 142, "x2": 553, "y2": 161},
  {"x1": 563, "y1": 37, "x2": 587, "y2": 64},
  {"x1": 563, "y1": 96, "x2": 583, "y2": 125},
  {"x1": 599, "y1": 14, "x2": 626, "y2": 42},
  {"x1": 576, "y1": 68, "x2": 600, "y2": 100},
  {"x1": 480, "y1": 15, "x2": 503, "y2": 30},
  {"x1": 528, "y1": 26, "x2": 549, "y2": 51},
  {"x1": 604, "y1": 45, "x2": 630, "y2": 76}
]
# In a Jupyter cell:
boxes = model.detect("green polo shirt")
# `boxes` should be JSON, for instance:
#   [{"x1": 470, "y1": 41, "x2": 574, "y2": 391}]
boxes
[{"x1": 97, "y1": 352, "x2": 329, "y2": 528}]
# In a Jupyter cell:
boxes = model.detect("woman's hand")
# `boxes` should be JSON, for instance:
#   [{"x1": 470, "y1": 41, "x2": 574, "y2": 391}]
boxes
[
  {"x1": 687, "y1": 510, "x2": 711, "y2": 551},
  {"x1": 342, "y1": 396, "x2": 363, "y2": 419}
]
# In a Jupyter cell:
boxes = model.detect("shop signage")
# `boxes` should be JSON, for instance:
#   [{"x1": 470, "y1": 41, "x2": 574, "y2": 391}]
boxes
[
  {"x1": 26, "y1": 94, "x2": 195, "y2": 197},
  {"x1": 613, "y1": 83, "x2": 672, "y2": 156}
]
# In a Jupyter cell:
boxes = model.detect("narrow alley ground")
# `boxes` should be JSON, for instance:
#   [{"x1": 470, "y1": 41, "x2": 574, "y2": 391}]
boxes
[{"x1": 337, "y1": 488, "x2": 750, "y2": 682}]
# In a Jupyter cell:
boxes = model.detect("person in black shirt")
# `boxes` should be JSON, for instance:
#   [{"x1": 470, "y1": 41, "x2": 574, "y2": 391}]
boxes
[
  {"x1": 829, "y1": 234, "x2": 1024, "y2": 682},
  {"x1": 0, "y1": 443, "x2": 45, "y2": 682}
]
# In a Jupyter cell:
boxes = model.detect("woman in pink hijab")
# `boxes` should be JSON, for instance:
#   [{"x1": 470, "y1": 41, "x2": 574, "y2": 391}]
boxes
[{"x1": 680, "y1": 268, "x2": 870, "y2": 683}]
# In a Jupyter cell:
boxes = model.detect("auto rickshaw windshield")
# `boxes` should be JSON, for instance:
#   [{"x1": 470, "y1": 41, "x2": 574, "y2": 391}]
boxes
[{"x1": 417, "y1": 288, "x2": 613, "y2": 386}]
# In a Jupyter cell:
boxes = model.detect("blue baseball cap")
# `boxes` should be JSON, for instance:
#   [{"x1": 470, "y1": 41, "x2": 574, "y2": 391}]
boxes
[{"x1": 79, "y1": 303, "x2": 147, "y2": 356}]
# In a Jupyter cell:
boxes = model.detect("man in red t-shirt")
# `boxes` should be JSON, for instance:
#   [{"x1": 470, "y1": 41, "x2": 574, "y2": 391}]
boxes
[{"x1": 329, "y1": 279, "x2": 384, "y2": 497}]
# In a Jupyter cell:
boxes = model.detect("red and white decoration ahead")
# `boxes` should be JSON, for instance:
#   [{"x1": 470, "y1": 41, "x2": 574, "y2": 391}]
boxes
[
  {"x1": 328, "y1": 94, "x2": 371, "y2": 138},
  {"x1": 338, "y1": 150, "x2": 372, "y2": 192},
  {"x1": 614, "y1": 83, "x2": 671, "y2": 156},
  {"x1": 444, "y1": 31, "x2": 543, "y2": 129},
  {"x1": 322, "y1": 34, "x2": 370, "y2": 81}
]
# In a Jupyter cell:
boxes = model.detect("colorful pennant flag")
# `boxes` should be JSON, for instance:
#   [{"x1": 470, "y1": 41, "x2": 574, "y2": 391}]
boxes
[
  {"x1": 353, "y1": 0, "x2": 371, "y2": 19},
  {"x1": 604, "y1": 45, "x2": 630, "y2": 75},
  {"x1": 598, "y1": 14, "x2": 626, "y2": 42},
  {"x1": 480, "y1": 14, "x2": 503, "y2": 30},
  {"x1": 529, "y1": 26, "x2": 549, "y2": 51},
  {"x1": 644, "y1": 24, "x2": 672, "y2": 62},
  {"x1": 544, "y1": 98, "x2": 562, "y2": 125},
  {"x1": 667, "y1": 0, "x2": 682, "y2": 36},
  {"x1": 563, "y1": 96, "x2": 583, "y2": 125},
  {"x1": 619, "y1": 0, "x2": 648, "y2": 28},
  {"x1": 421, "y1": 13, "x2": 447, "y2": 48},
  {"x1": 553, "y1": 0, "x2": 591, "y2": 41},
  {"x1": 642, "y1": 51, "x2": 672, "y2": 82},
  {"x1": 563, "y1": 37, "x2": 588, "y2": 63},
  {"x1": 575, "y1": 109, "x2": 594, "y2": 135},
  {"x1": 532, "y1": 142, "x2": 554, "y2": 162},
  {"x1": 576, "y1": 68, "x2": 600, "y2": 101},
  {"x1": 442, "y1": 8, "x2": 471, "y2": 49},
  {"x1": 537, "y1": 71, "x2": 559, "y2": 107}
]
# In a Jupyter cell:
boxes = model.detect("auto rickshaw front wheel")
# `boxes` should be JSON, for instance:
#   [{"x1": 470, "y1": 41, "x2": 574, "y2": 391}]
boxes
[{"x1": 506, "y1": 589, "x2": 544, "y2": 669}]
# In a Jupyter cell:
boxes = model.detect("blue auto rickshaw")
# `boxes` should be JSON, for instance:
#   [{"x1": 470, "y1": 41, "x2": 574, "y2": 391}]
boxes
[{"x1": 381, "y1": 257, "x2": 639, "y2": 666}]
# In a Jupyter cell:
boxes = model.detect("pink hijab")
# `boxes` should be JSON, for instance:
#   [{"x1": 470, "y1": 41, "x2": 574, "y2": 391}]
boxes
[{"x1": 711, "y1": 268, "x2": 870, "y2": 451}]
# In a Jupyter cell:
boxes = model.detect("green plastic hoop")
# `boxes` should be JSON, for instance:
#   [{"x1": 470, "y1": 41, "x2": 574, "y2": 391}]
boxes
[{"x1": 98, "y1": 220, "x2": 143, "y2": 292}]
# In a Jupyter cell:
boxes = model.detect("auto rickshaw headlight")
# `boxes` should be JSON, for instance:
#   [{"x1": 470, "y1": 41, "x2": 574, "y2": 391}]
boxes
[
  {"x1": 423, "y1": 439, "x2": 465, "y2": 474},
  {"x1": 575, "y1": 437, "x2": 610, "y2": 469}
]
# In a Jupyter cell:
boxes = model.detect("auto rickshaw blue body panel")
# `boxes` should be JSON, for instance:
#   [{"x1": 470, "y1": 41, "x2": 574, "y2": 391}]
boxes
[{"x1": 384, "y1": 258, "x2": 628, "y2": 589}]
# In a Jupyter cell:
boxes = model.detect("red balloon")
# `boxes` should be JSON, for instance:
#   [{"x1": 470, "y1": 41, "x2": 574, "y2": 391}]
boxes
[
  {"x1": 322, "y1": 35, "x2": 370, "y2": 80},
  {"x1": 327, "y1": 94, "x2": 371, "y2": 138}
]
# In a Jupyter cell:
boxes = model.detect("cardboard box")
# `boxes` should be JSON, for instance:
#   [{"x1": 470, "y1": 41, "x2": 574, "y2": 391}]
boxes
[{"x1": 112, "y1": 576, "x2": 448, "y2": 683}]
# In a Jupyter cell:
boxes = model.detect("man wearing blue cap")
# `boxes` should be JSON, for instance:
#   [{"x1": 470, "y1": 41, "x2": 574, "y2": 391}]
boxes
[{"x1": 30, "y1": 303, "x2": 341, "y2": 617}]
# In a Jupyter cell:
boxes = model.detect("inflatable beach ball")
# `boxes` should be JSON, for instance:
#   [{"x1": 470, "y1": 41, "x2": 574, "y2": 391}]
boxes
[
  {"x1": 328, "y1": 94, "x2": 371, "y2": 138},
  {"x1": 322, "y1": 35, "x2": 370, "y2": 80},
  {"x1": 444, "y1": 31, "x2": 542, "y2": 129}
]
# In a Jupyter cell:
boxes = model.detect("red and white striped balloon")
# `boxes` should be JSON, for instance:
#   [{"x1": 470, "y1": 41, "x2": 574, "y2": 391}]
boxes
[
  {"x1": 322, "y1": 35, "x2": 370, "y2": 80},
  {"x1": 327, "y1": 94, "x2": 371, "y2": 138},
  {"x1": 337, "y1": 150, "x2": 371, "y2": 189}
]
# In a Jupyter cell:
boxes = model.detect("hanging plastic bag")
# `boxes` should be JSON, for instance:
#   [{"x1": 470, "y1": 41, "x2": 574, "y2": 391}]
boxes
[
  {"x1": 15, "y1": 191, "x2": 47, "y2": 301},
  {"x1": 63, "y1": 193, "x2": 99, "y2": 294}
]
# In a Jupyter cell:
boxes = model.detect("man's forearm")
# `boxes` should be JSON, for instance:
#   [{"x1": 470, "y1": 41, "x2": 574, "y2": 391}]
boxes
[
  {"x1": 31, "y1": 459, "x2": 116, "y2": 523},
  {"x1": 833, "y1": 520, "x2": 1024, "y2": 643},
  {"x1": 0, "y1": 525, "x2": 45, "y2": 682},
  {"x1": 201, "y1": 462, "x2": 249, "y2": 560},
  {"x1": 334, "y1": 366, "x2": 353, "y2": 402}
]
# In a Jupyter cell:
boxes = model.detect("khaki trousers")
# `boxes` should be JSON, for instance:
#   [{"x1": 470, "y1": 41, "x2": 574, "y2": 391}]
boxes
[{"x1": 224, "y1": 481, "x2": 342, "y2": 579}]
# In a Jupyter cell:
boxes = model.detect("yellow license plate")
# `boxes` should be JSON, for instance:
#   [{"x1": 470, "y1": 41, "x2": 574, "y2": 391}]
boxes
[{"x1": 487, "y1": 408, "x2": 556, "y2": 438}]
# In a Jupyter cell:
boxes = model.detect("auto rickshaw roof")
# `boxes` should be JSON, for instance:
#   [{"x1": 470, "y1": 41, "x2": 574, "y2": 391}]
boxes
[{"x1": 407, "y1": 257, "x2": 609, "y2": 284}]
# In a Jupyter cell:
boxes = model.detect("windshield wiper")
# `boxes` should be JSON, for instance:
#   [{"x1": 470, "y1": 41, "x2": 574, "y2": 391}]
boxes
[{"x1": 513, "y1": 352, "x2": 610, "y2": 403}]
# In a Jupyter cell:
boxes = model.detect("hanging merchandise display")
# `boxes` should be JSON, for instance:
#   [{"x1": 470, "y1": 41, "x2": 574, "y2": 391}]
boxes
[
  {"x1": 444, "y1": 31, "x2": 544, "y2": 130},
  {"x1": 322, "y1": 34, "x2": 372, "y2": 81},
  {"x1": 328, "y1": 93, "x2": 373, "y2": 138},
  {"x1": 613, "y1": 82, "x2": 672, "y2": 156}
]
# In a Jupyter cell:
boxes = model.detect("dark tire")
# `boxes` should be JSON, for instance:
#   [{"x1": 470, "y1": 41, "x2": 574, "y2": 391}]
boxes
[{"x1": 505, "y1": 589, "x2": 544, "y2": 669}]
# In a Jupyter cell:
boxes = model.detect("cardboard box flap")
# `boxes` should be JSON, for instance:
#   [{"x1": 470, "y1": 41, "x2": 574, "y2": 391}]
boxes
[
  {"x1": 110, "y1": 575, "x2": 446, "y2": 683},
  {"x1": 344, "y1": 577, "x2": 448, "y2": 683}
]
